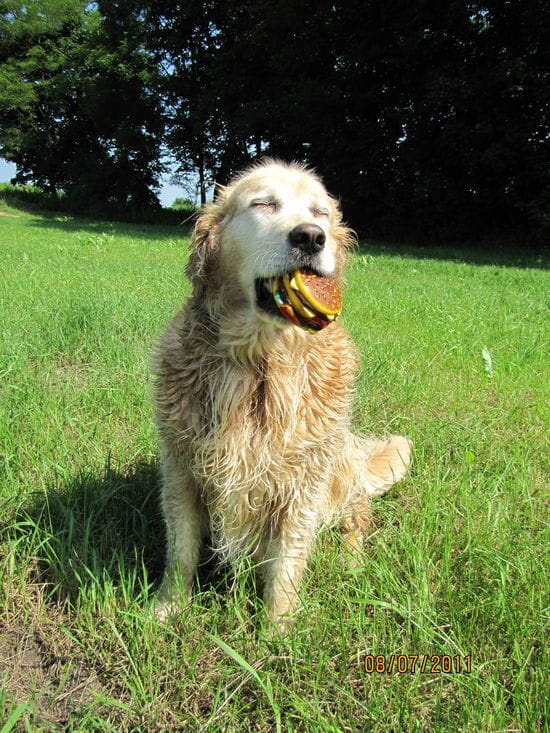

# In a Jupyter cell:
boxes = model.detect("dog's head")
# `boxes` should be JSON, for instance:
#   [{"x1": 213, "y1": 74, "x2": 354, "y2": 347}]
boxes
[{"x1": 187, "y1": 160, "x2": 354, "y2": 327}]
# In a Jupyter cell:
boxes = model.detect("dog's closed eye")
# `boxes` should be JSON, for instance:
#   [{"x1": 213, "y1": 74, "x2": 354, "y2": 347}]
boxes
[{"x1": 250, "y1": 199, "x2": 280, "y2": 212}]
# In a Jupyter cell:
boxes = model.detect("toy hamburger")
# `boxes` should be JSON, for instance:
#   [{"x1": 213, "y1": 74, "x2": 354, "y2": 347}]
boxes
[{"x1": 271, "y1": 270, "x2": 342, "y2": 332}]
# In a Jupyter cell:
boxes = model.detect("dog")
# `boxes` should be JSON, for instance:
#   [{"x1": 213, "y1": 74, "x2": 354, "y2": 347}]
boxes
[{"x1": 152, "y1": 160, "x2": 411, "y2": 629}]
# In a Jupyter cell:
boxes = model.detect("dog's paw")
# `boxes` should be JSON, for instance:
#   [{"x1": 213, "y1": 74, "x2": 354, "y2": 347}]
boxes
[
  {"x1": 153, "y1": 590, "x2": 186, "y2": 623},
  {"x1": 365, "y1": 435, "x2": 412, "y2": 496},
  {"x1": 153, "y1": 599, "x2": 176, "y2": 623},
  {"x1": 266, "y1": 613, "x2": 297, "y2": 637}
]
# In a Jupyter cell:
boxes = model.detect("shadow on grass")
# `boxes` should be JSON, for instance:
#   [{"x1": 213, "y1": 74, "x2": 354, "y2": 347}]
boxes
[
  {"x1": 28, "y1": 215, "x2": 548, "y2": 267},
  {"x1": 8, "y1": 460, "x2": 228, "y2": 608},
  {"x1": 0, "y1": 185, "x2": 196, "y2": 231},
  {"x1": 357, "y1": 239, "x2": 548, "y2": 269},
  {"x1": 4, "y1": 194, "x2": 546, "y2": 266},
  {"x1": 23, "y1": 211, "x2": 193, "y2": 242}
]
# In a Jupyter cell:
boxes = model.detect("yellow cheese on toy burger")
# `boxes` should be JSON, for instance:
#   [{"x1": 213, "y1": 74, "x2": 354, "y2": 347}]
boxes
[
  {"x1": 291, "y1": 270, "x2": 342, "y2": 316},
  {"x1": 282, "y1": 273, "x2": 316, "y2": 319}
]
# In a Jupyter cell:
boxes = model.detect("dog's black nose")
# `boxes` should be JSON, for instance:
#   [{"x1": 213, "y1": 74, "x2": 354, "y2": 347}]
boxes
[{"x1": 288, "y1": 223, "x2": 326, "y2": 254}]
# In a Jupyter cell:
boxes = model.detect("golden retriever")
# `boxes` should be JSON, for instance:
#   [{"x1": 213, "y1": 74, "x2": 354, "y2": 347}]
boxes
[{"x1": 153, "y1": 160, "x2": 411, "y2": 629}]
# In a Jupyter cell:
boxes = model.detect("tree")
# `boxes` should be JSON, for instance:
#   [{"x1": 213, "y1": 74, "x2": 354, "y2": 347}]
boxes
[
  {"x1": 0, "y1": 0, "x2": 165, "y2": 211},
  {"x1": 0, "y1": 0, "x2": 86, "y2": 196},
  {"x1": 169, "y1": 196, "x2": 196, "y2": 211},
  {"x1": 1, "y1": 0, "x2": 547, "y2": 237}
]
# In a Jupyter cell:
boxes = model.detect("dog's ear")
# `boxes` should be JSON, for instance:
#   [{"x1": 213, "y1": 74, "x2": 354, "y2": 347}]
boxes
[
  {"x1": 329, "y1": 196, "x2": 356, "y2": 281},
  {"x1": 186, "y1": 197, "x2": 225, "y2": 293},
  {"x1": 333, "y1": 220, "x2": 356, "y2": 251},
  {"x1": 330, "y1": 196, "x2": 356, "y2": 252}
]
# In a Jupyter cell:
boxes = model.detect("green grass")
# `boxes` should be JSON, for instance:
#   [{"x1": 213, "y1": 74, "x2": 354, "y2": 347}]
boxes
[{"x1": 0, "y1": 200, "x2": 548, "y2": 731}]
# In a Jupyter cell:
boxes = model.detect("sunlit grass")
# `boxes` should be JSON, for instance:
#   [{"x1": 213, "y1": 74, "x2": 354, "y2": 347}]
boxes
[{"x1": 1, "y1": 204, "x2": 547, "y2": 730}]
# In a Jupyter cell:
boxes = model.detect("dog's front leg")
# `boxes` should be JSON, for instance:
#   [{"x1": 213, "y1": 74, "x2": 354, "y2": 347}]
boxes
[
  {"x1": 155, "y1": 452, "x2": 206, "y2": 621},
  {"x1": 261, "y1": 503, "x2": 319, "y2": 631}
]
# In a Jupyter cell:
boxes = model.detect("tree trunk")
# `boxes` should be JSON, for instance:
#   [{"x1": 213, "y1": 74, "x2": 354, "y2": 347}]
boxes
[{"x1": 198, "y1": 155, "x2": 206, "y2": 206}]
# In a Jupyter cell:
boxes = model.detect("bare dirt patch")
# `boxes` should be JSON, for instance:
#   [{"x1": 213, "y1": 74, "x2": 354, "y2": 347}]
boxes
[{"x1": 1, "y1": 583, "x2": 103, "y2": 728}]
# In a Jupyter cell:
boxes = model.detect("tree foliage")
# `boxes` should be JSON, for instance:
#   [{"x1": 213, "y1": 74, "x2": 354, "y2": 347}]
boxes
[
  {"x1": 0, "y1": 0, "x2": 164, "y2": 212},
  {"x1": 0, "y1": 0, "x2": 548, "y2": 239}
]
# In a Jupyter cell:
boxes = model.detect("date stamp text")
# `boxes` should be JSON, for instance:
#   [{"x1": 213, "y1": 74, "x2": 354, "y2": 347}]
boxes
[{"x1": 363, "y1": 654, "x2": 472, "y2": 674}]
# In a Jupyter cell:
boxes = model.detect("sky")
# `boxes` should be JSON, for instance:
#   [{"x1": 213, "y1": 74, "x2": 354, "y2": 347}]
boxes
[{"x1": 0, "y1": 158, "x2": 188, "y2": 208}]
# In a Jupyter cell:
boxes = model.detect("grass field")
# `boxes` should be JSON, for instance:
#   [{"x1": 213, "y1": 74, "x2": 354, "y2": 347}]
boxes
[{"x1": 0, "y1": 200, "x2": 548, "y2": 731}]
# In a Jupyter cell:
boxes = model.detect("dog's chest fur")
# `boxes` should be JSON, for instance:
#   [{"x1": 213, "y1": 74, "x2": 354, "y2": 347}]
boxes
[{"x1": 153, "y1": 305, "x2": 358, "y2": 556}]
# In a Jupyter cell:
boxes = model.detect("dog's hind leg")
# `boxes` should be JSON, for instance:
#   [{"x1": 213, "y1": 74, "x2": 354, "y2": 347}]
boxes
[
  {"x1": 337, "y1": 433, "x2": 412, "y2": 565},
  {"x1": 155, "y1": 453, "x2": 206, "y2": 621},
  {"x1": 343, "y1": 433, "x2": 412, "y2": 497},
  {"x1": 363, "y1": 434, "x2": 412, "y2": 496}
]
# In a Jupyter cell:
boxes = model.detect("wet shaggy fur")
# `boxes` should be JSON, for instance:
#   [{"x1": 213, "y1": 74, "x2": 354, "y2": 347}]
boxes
[{"x1": 153, "y1": 161, "x2": 412, "y2": 628}]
